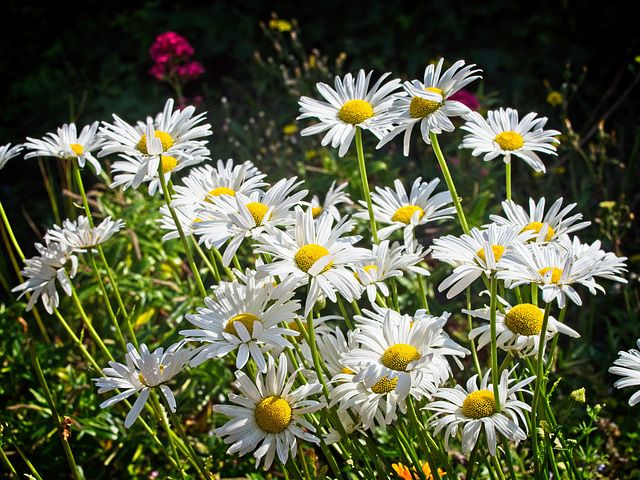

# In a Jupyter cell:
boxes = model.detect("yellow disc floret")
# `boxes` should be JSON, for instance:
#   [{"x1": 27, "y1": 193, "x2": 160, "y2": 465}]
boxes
[
  {"x1": 410, "y1": 87, "x2": 443, "y2": 118},
  {"x1": 538, "y1": 267, "x2": 563, "y2": 284},
  {"x1": 207, "y1": 187, "x2": 236, "y2": 202},
  {"x1": 505, "y1": 303, "x2": 544, "y2": 336},
  {"x1": 295, "y1": 244, "x2": 332, "y2": 274},
  {"x1": 494, "y1": 131, "x2": 524, "y2": 151},
  {"x1": 371, "y1": 375, "x2": 398, "y2": 394},
  {"x1": 476, "y1": 245, "x2": 506, "y2": 264},
  {"x1": 462, "y1": 390, "x2": 497, "y2": 419},
  {"x1": 338, "y1": 99, "x2": 374, "y2": 125},
  {"x1": 341, "y1": 366, "x2": 356, "y2": 375},
  {"x1": 224, "y1": 313, "x2": 259, "y2": 337},
  {"x1": 138, "y1": 130, "x2": 174, "y2": 154},
  {"x1": 392, "y1": 205, "x2": 425, "y2": 225},
  {"x1": 254, "y1": 395, "x2": 292, "y2": 433},
  {"x1": 354, "y1": 265, "x2": 377, "y2": 283},
  {"x1": 381, "y1": 344, "x2": 421, "y2": 372},
  {"x1": 161, "y1": 156, "x2": 178, "y2": 173},
  {"x1": 311, "y1": 206, "x2": 323, "y2": 218},
  {"x1": 246, "y1": 202, "x2": 270, "y2": 226},
  {"x1": 138, "y1": 372, "x2": 150, "y2": 387},
  {"x1": 69, "y1": 143, "x2": 84, "y2": 156},
  {"x1": 520, "y1": 222, "x2": 555, "y2": 242}
]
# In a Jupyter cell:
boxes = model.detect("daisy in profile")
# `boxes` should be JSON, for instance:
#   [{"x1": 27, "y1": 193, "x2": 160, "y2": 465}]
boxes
[
  {"x1": 376, "y1": 58, "x2": 482, "y2": 155},
  {"x1": 181, "y1": 279, "x2": 300, "y2": 373},
  {"x1": 459, "y1": 107, "x2": 560, "y2": 173},
  {"x1": 213, "y1": 353, "x2": 325, "y2": 469},
  {"x1": 157, "y1": 202, "x2": 201, "y2": 242},
  {"x1": 354, "y1": 177, "x2": 455, "y2": 247},
  {"x1": 489, "y1": 197, "x2": 590, "y2": 245},
  {"x1": 24, "y1": 121, "x2": 104, "y2": 174},
  {"x1": 255, "y1": 207, "x2": 372, "y2": 317},
  {"x1": 309, "y1": 181, "x2": 353, "y2": 221},
  {"x1": 44, "y1": 215, "x2": 125, "y2": 251},
  {"x1": 0, "y1": 143, "x2": 24, "y2": 170},
  {"x1": 431, "y1": 224, "x2": 533, "y2": 299},
  {"x1": 609, "y1": 338, "x2": 640, "y2": 406},
  {"x1": 298, "y1": 70, "x2": 401, "y2": 157},
  {"x1": 12, "y1": 240, "x2": 78, "y2": 314},
  {"x1": 465, "y1": 297, "x2": 580, "y2": 358},
  {"x1": 193, "y1": 177, "x2": 308, "y2": 266},
  {"x1": 92, "y1": 342, "x2": 195, "y2": 428},
  {"x1": 425, "y1": 367, "x2": 535, "y2": 456}
]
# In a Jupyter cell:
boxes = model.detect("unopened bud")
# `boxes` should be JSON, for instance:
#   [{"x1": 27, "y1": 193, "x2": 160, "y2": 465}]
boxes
[{"x1": 570, "y1": 388, "x2": 586, "y2": 405}]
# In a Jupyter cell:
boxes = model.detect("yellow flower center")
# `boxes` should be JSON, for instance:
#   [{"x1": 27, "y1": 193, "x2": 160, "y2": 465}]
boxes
[
  {"x1": 520, "y1": 222, "x2": 555, "y2": 242},
  {"x1": 224, "y1": 313, "x2": 259, "y2": 337},
  {"x1": 392, "y1": 205, "x2": 425, "y2": 225},
  {"x1": 246, "y1": 202, "x2": 270, "y2": 226},
  {"x1": 295, "y1": 244, "x2": 332, "y2": 274},
  {"x1": 476, "y1": 245, "x2": 506, "y2": 264},
  {"x1": 340, "y1": 366, "x2": 356, "y2": 375},
  {"x1": 354, "y1": 265, "x2": 377, "y2": 283},
  {"x1": 462, "y1": 390, "x2": 496, "y2": 419},
  {"x1": 287, "y1": 320, "x2": 307, "y2": 343},
  {"x1": 138, "y1": 372, "x2": 150, "y2": 387},
  {"x1": 161, "y1": 156, "x2": 178, "y2": 173},
  {"x1": 206, "y1": 187, "x2": 236, "y2": 202},
  {"x1": 338, "y1": 99, "x2": 374, "y2": 125},
  {"x1": 538, "y1": 267, "x2": 563, "y2": 284},
  {"x1": 69, "y1": 143, "x2": 84, "y2": 156},
  {"x1": 494, "y1": 131, "x2": 524, "y2": 151},
  {"x1": 138, "y1": 130, "x2": 174, "y2": 154},
  {"x1": 311, "y1": 206, "x2": 323, "y2": 218},
  {"x1": 409, "y1": 87, "x2": 443, "y2": 118},
  {"x1": 254, "y1": 395, "x2": 292, "y2": 433},
  {"x1": 381, "y1": 344, "x2": 421, "y2": 372},
  {"x1": 371, "y1": 375, "x2": 398, "y2": 394},
  {"x1": 505, "y1": 303, "x2": 544, "y2": 336}
]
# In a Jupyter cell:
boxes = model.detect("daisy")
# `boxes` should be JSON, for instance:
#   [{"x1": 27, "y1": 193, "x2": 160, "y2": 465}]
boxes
[
  {"x1": 343, "y1": 308, "x2": 469, "y2": 401},
  {"x1": 310, "y1": 181, "x2": 353, "y2": 221},
  {"x1": 181, "y1": 279, "x2": 300, "y2": 373},
  {"x1": 489, "y1": 197, "x2": 591, "y2": 244},
  {"x1": 354, "y1": 177, "x2": 456, "y2": 247},
  {"x1": 213, "y1": 353, "x2": 325, "y2": 469},
  {"x1": 431, "y1": 224, "x2": 533, "y2": 299},
  {"x1": 425, "y1": 367, "x2": 535, "y2": 456},
  {"x1": 497, "y1": 240, "x2": 627, "y2": 308},
  {"x1": 92, "y1": 342, "x2": 195, "y2": 428},
  {"x1": 157, "y1": 202, "x2": 202, "y2": 242},
  {"x1": 193, "y1": 177, "x2": 308, "y2": 266},
  {"x1": 23, "y1": 121, "x2": 104, "y2": 173},
  {"x1": 44, "y1": 215, "x2": 125, "y2": 251},
  {"x1": 0, "y1": 143, "x2": 24, "y2": 170},
  {"x1": 255, "y1": 206, "x2": 373, "y2": 317},
  {"x1": 609, "y1": 338, "x2": 640, "y2": 406},
  {"x1": 376, "y1": 58, "x2": 482, "y2": 155},
  {"x1": 459, "y1": 107, "x2": 561, "y2": 173},
  {"x1": 297, "y1": 70, "x2": 401, "y2": 157},
  {"x1": 464, "y1": 297, "x2": 580, "y2": 358},
  {"x1": 12, "y1": 240, "x2": 78, "y2": 314}
]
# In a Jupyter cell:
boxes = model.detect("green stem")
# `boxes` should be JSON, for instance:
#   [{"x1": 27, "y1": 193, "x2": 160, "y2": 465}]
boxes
[
  {"x1": 430, "y1": 132, "x2": 470, "y2": 235},
  {"x1": 531, "y1": 302, "x2": 552, "y2": 478},
  {"x1": 53, "y1": 308, "x2": 103, "y2": 372},
  {"x1": 505, "y1": 161, "x2": 512, "y2": 201},
  {"x1": 355, "y1": 127, "x2": 378, "y2": 244},
  {"x1": 489, "y1": 275, "x2": 501, "y2": 413},
  {"x1": 0, "y1": 443, "x2": 20, "y2": 480},
  {"x1": 467, "y1": 287, "x2": 483, "y2": 378},
  {"x1": 70, "y1": 285, "x2": 114, "y2": 361},
  {"x1": 406, "y1": 399, "x2": 442, "y2": 480},
  {"x1": 150, "y1": 392, "x2": 186, "y2": 480},
  {"x1": 466, "y1": 439, "x2": 480, "y2": 480}
]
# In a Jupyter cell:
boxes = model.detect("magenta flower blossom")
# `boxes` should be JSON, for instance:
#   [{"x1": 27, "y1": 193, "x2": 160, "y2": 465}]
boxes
[{"x1": 149, "y1": 32, "x2": 194, "y2": 64}]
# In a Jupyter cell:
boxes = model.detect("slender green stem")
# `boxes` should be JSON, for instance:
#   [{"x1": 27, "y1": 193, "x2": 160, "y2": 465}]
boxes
[
  {"x1": 430, "y1": 132, "x2": 469, "y2": 235},
  {"x1": 393, "y1": 423, "x2": 429, "y2": 480},
  {"x1": 531, "y1": 302, "x2": 552, "y2": 478},
  {"x1": 406, "y1": 399, "x2": 442, "y2": 480},
  {"x1": 0, "y1": 443, "x2": 20, "y2": 480},
  {"x1": 489, "y1": 275, "x2": 501, "y2": 412},
  {"x1": 150, "y1": 392, "x2": 186, "y2": 480},
  {"x1": 505, "y1": 161, "x2": 512, "y2": 201},
  {"x1": 355, "y1": 127, "x2": 378, "y2": 244},
  {"x1": 28, "y1": 341, "x2": 81, "y2": 480},
  {"x1": 53, "y1": 308, "x2": 103, "y2": 372},
  {"x1": 70, "y1": 286, "x2": 114, "y2": 362},
  {"x1": 0, "y1": 199, "x2": 25, "y2": 260},
  {"x1": 491, "y1": 454, "x2": 507, "y2": 480},
  {"x1": 467, "y1": 287, "x2": 483, "y2": 377},
  {"x1": 466, "y1": 439, "x2": 480, "y2": 480},
  {"x1": 501, "y1": 437, "x2": 518, "y2": 480},
  {"x1": 298, "y1": 444, "x2": 312, "y2": 480}
]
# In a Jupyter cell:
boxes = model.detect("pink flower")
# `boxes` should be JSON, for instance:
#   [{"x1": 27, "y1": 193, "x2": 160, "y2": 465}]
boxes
[
  {"x1": 149, "y1": 32, "x2": 194, "y2": 63},
  {"x1": 149, "y1": 63, "x2": 167, "y2": 80},
  {"x1": 176, "y1": 61, "x2": 204, "y2": 80},
  {"x1": 449, "y1": 89, "x2": 480, "y2": 112}
]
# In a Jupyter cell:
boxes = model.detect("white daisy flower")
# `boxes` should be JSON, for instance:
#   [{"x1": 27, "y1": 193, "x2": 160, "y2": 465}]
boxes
[
  {"x1": 609, "y1": 338, "x2": 640, "y2": 406},
  {"x1": 464, "y1": 296, "x2": 580, "y2": 358},
  {"x1": 376, "y1": 58, "x2": 482, "y2": 155},
  {"x1": 489, "y1": 197, "x2": 591, "y2": 244},
  {"x1": 459, "y1": 107, "x2": 561, "y2": 173},
  {"x1": 431, "y1": 224, "x2": 533, "y2": 299},
  {"x1": 12, "y1": 241, "x2": 78, "y2": 314},
  {"x1": 181, "y1": 279, "x2": 300, "y2": 373},
  {"x1": 343, "y1": 308, "x2": 469, "y2": 401},
  {"x1": 255, "y1": 207, "x2": 373, "y2": 317},
  {"x1": 0, "y1": 143, "x2": 24, "y2": 170},
  {"x1": 425, "y1": 367, "x2": 535, "y2": 456},
  {"x1": 44, "y1": 215, "x2": 125, "y2": 251},
  {"x1": 213, "y1": 353, "x2": 325, "y2": 469},
  {"x1": 157, "y1": 203, "x2": 202, "y2": 242},
  {"x1": 310, "y1": 181, "x2": 353, "y2": 221},
  {"x1": 92, "y1": 342, "x2": 195, "y2": 428},
  {"x1": 354, "y1": 177, "x2": 456, "y2": 248},
  {"x1": 193, "y1": 177, "x2": 308, "y2": 266},
  {"x1": 353, "y1": 240, "x2": 429, "y2": 303},
  {"x1": 24, "y1": 121, "x2": 104, "y2": 174},
  {"x1": 497, "y1": 240, "x2": 627, "y2": 308},
  {"x1": 298, "y1": 70, "x2": 401, "y2": 157}
]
